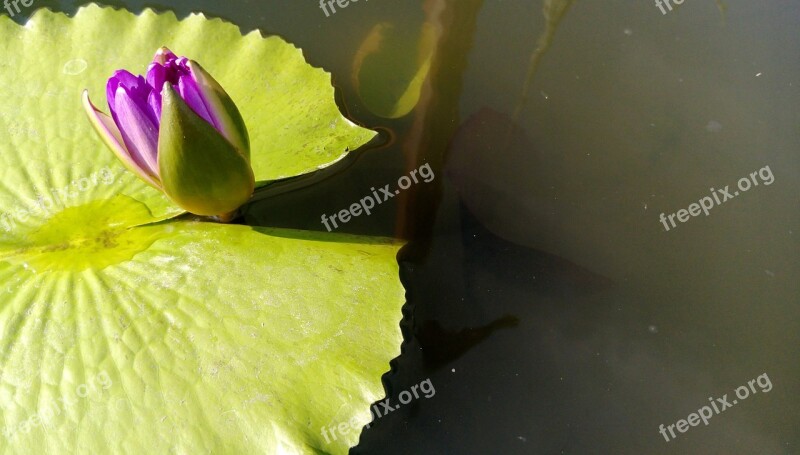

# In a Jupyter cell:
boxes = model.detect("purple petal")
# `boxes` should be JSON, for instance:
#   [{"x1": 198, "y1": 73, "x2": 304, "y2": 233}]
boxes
[
  {"x1": 114, "y1": 86, "x2": 160, "y2": 178},
  {"x1": 146, "y1": 63, "x2": 166, "y2": 95},
  {"x1": 106, "y1": 72, "x2": 132, "y2": 115},
  {"x1": 177, "y1": 74, "x2": 215, "y2": 126},
  {"x1": 148, "y1": 90, "x2": 162, "y2": 124},
  {"x1": 106, "y1": 77, "x2": 120, "y2": 113},
  {"x1": 107, "y1": 70, "x2": 158, "y2": 125},
  {"x1": 114, "y1": 70, "x2": 141, "y2": 86},
  {"x1": 111, "y1": 70, "x2": 148, "y2": 100},
  {"x1": 146, "y1": 63, "x2": 166, "y2": 122},
  {"x1": 82, "y1": 90, "x2": 160, "y2": 188}
]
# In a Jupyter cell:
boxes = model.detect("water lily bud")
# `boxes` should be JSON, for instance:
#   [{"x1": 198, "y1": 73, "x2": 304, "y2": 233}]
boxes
[{"x1": 82, "y1": 47, "x2": 253, "y2": 216}]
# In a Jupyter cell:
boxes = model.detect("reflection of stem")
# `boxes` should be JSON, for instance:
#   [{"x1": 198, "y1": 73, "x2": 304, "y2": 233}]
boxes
[
  {"x1": 396, "y1": 0, "x2": 485, "y2": 242},
  {"x1": 514, "y1": 0, "x2": 724, "y2": 123},
  {"x1": 511, "y1": 0, "x2": 575, "y2": 123},
  {"x1": 715, "y1": 0, "x2": 728, "y2": 24}
]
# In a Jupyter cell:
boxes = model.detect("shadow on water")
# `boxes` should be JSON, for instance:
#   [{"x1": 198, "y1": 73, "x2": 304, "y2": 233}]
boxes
[
  {"x1": 354, "y1": 193, "x2": 617, "y2": 454},
  {"x1": 411, "y1": 202, "x2": 614, "y2": 373}
]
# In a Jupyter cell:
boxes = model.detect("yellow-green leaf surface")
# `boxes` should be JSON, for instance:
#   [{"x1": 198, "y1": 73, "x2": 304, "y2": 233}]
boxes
[{"x1": 0, "y1": 6, "x2": 402, "y2": 454}]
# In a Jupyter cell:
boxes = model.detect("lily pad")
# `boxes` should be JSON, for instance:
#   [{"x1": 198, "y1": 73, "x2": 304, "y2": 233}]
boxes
[{"x1": 0, "y1": 5, "x2": 403, "y2": 454}]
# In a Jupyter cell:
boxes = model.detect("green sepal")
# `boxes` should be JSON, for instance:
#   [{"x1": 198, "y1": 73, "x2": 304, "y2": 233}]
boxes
[
  {"x1": 157, "y1": 83, "x2": 255, "y2": 216},
  {"x1": 189, "y1": 60, "x2": 251, "y2": 161}
]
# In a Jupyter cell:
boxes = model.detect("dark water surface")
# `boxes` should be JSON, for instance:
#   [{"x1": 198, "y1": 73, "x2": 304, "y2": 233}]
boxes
[{"x1": 28, "y1": 1, "x2": 799, "y2": 453}]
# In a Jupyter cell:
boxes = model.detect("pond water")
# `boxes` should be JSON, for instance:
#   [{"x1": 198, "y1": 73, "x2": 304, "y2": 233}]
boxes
[{"x1": 28, "y1": 0, "x2": 798, "y2": 453}]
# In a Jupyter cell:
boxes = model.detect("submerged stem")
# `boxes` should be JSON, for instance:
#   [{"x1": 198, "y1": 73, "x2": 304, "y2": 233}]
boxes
[{"x1": 511, "y1": 0, "x2": 575, "y2": 123}]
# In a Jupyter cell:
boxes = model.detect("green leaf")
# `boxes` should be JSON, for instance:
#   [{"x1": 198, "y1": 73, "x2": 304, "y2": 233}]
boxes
[
  {"x1": 0, "y1": 6, "x2": 403, "y2": 454},
  {"x1": 0, "y1": 219, "x2": 403, "y2": 454}
]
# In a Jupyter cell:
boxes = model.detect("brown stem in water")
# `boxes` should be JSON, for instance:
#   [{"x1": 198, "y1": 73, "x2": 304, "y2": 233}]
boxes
[{"x1": 396, "y1": 0, "x2": 485, "y2": 244}]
